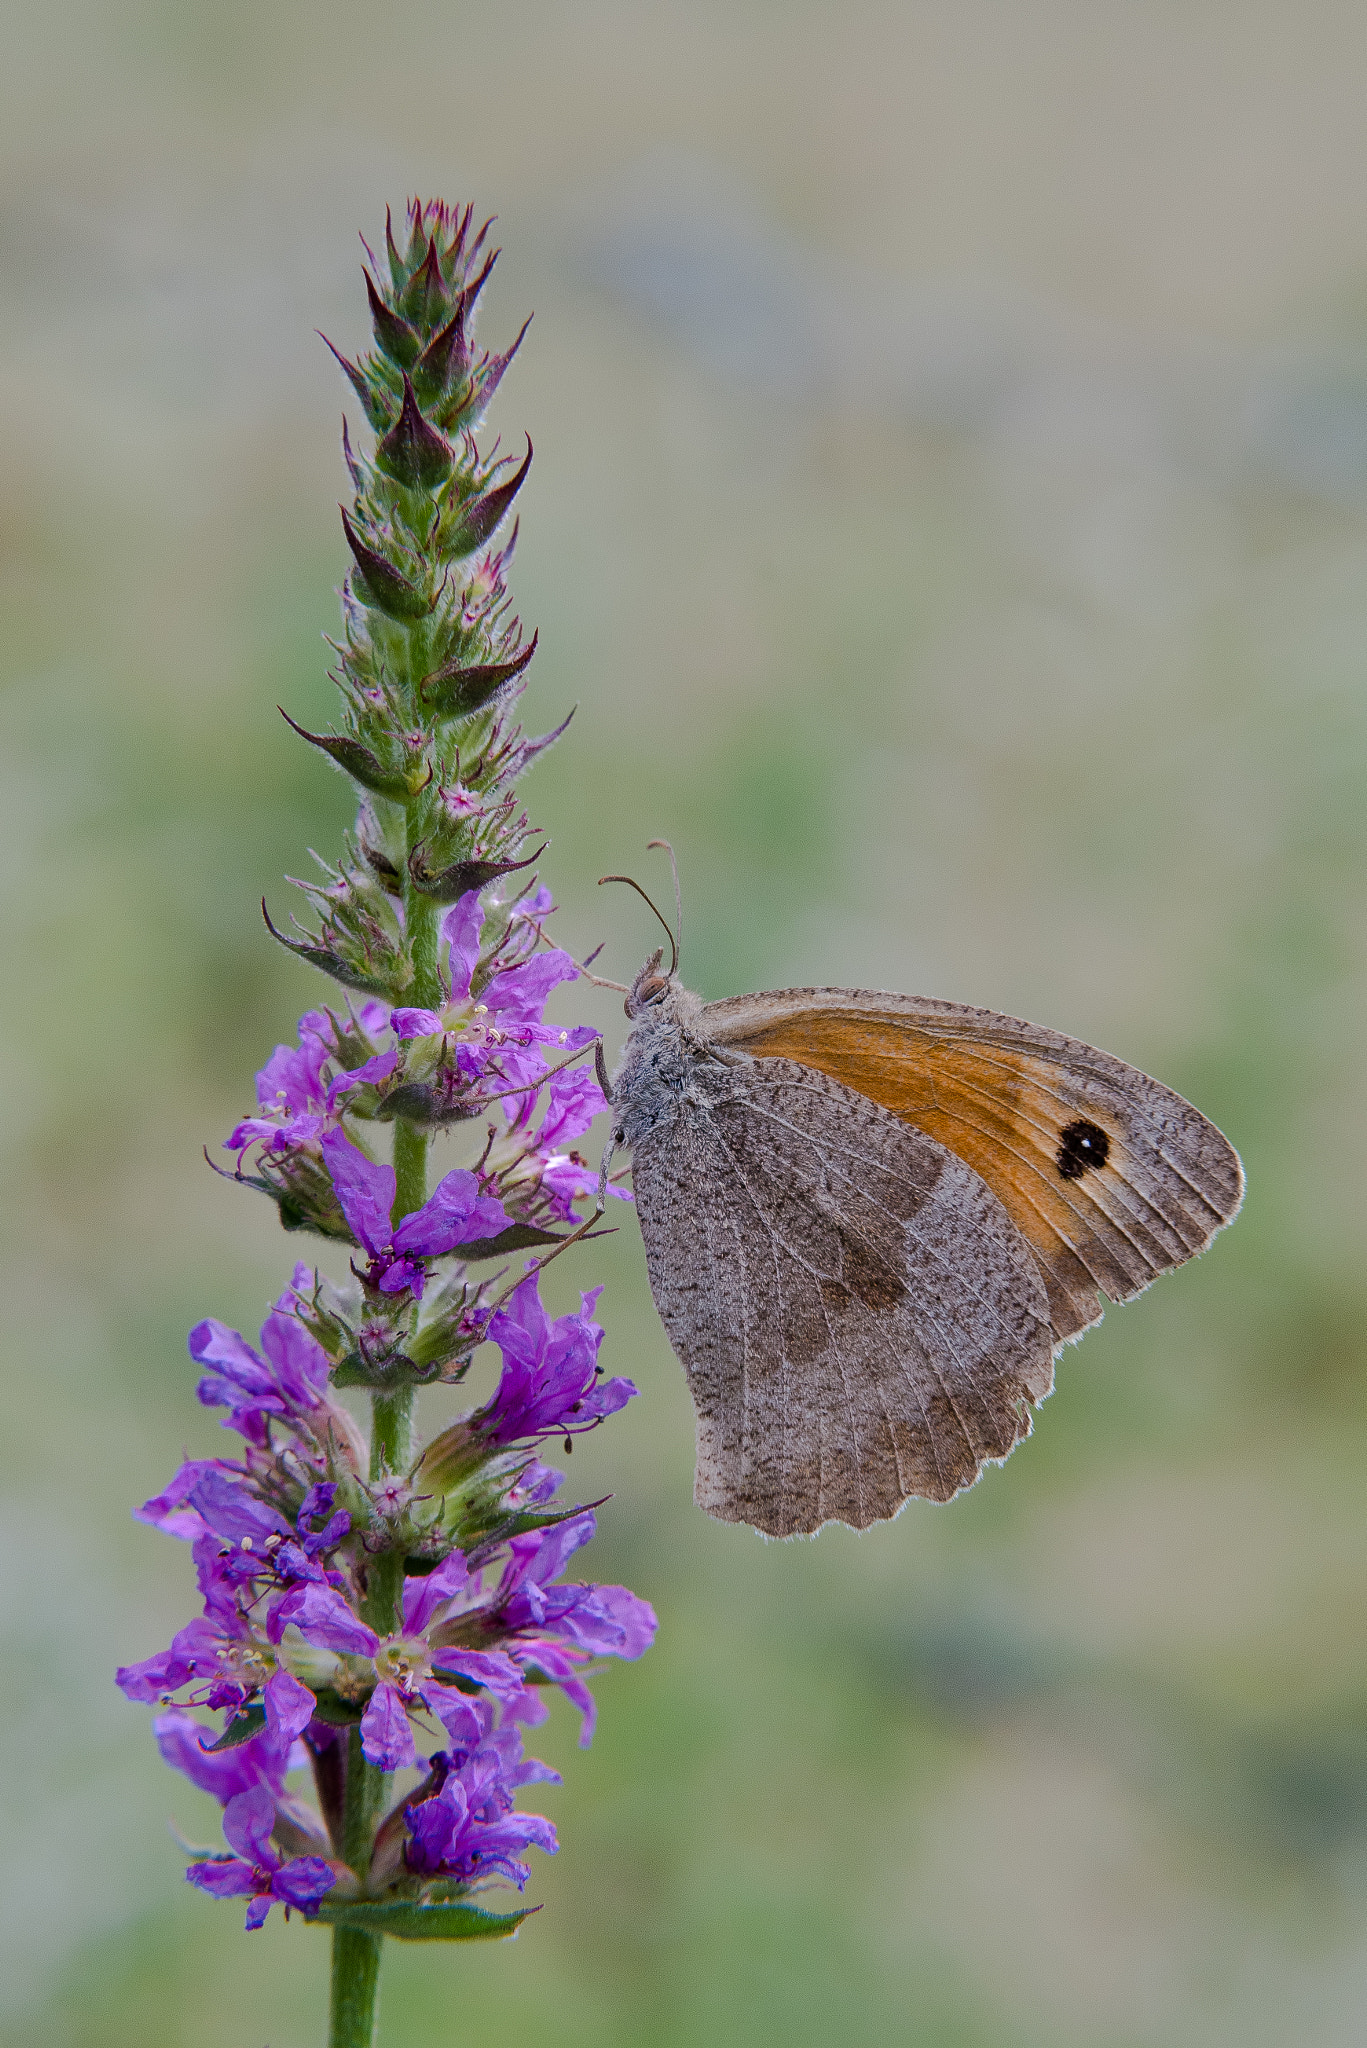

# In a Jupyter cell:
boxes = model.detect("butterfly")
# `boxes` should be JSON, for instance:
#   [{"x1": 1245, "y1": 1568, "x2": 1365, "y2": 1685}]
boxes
[{"x1": 591, "y1": 862, "x2": 1243, "y2": 1539}]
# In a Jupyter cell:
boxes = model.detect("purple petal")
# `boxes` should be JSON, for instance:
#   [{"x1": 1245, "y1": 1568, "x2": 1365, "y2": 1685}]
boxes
[
  {"x1": 243, "y1": 1893, "x2": 273, "y2": 1930},
  {"x1": 428, "y1": 1647, "x2": 524, "y2": 1700},
  {"x1": 297, "y1": 1480, "x2": 337, "y2": 1524},
  {"x1": 116, "y1": 1644, "x2": 197, "y2": 1702},
  {"x1": 534, "y1": 1065, "x2": 607, "y2": 1149},
  {"x1": 269, "y1": 1582, "x2": 378, "y2": 1656},
  {"x1": 187, "y1": 1321, "x2": 275, "y2": 1397},
  {"x1": 401, "y1": 1550, "x2": 470, "y2": 1637},
  {"x1": 222, "y1": 1784, "x2": 278, "y2": 1866},
  {"x1": 392, "y1": 1171, "x2": 508, "y2": 1258},
  {"x1": 154, "y1": 1710, "x2": 291, "y2": 1802},
  {"x1": 360, "y1": 1682, "x2": 416, "y2": 1770},
  {"x1": 390, "y1": 1007, "x2": 444, "y2": 1040},
  {"x1": 258, "y1": 1309, "x2": 330, "y2": 1407},
  {"x1": 506, "y1": 1510, "x2": 597, "y2": 1594},
  {"x1": 441, "y1": 892, "x2": 485, "y2": 1001},
  {"x1": 264, "y1": 1670, "x2": 316, "y2": 1744},
  {"x1": 484, "y1": 948, "x2": 579, "y2": 1026},
  {"x1": 255, "y1": 1038, "x2": 328, "y2": 1116},
  {"x1": 321, "y1": 1130, "x2": 395, "y2": 1255},
  {"x1": 135, "y1": 1459, "x2": 230, "y2": 1539},
  {"x1": 405, "y1": 1782, "x2": 463, "y2": 1871},
  {"x1": 186, "y1": 1856, "x2": 258, "y2": 1900},
  {"x1": 424, "y1": 1683, "x2": 486, "y2": 1748},
  {"x1": 378, "y1": 1256, "x2": 426, "y2": 1297},
  {"x1": 187, "y1": 1472, "x2": 293, "y2": 1546},
  {"x1": 327, "y1": 1047, "x2": 399, "y2": 1107},
  {"x1": 271, "y1": 1855, "x2": 335, "y2": 1914}
]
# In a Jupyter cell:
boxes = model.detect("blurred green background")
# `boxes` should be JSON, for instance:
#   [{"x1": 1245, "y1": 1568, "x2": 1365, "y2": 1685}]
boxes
[{"x1": 5, "y1": 3, "x2": 1367, "y2": 2043}]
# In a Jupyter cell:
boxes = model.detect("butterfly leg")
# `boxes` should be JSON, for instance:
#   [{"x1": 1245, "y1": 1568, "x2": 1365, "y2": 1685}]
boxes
[{"x1": 595, "y1": 1040, "x2": 614, "y2": 1102}]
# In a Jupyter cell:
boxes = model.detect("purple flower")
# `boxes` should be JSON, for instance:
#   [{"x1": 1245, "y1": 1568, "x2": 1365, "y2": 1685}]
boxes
[
  {"x1": 118, "y1": 1510, "x2": 318, "y2": 1738},
  {"x1": 268, "y1": 1550, "x2": 522, "y2": 1772},
  {"x1": 403, "y1": 1732, "x2": 558, "y2": 1888},
  {"x1": 226, "y1": 1005, "x2": 395, "y2": 1157},
  {"x1": 494, "y1": 1064, "x2": 631, "y2": 1225},
  {"x1": 491, "y1": 1511, "x2": 657, "y2": 1746},
  {"x1": 186, "y1": 1785, "x2": 335, "y2": 1930},
  {"x1": 135, "y1": 1458, "x2": 242, "y2": 1541},
  {"x1": 225, "y1": 1013, "x2": 333, "y2": 1156},
  {"x1": 190, "y1": 1276, "x2": 333, "y2": 1445},
  {"x1": 321, "y1": 1130, "x2": 508, "y2": 1297},
  {"x1": 477, "y1": 1274, "x2": 637, "y2": 1448},
  {"x1": 390, "y1": 890, "x2": 597, "y2": 1100},
  {"x1": 154, "y1": 1708, "x2": 296, "y2": 1803}
]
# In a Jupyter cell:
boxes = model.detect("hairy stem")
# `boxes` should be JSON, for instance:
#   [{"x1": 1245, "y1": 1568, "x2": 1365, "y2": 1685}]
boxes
[
  {"x1": 330, "y1": 1726, "x2": 389, "y2": 2047},
  {"x1": 329, "y1": 1925, "x2": 382, "y2": 2048}
]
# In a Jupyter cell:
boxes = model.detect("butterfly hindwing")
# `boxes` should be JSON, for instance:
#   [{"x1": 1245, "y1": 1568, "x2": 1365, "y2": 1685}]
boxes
[{"x1": 629, "y1": 1048, "x2": 1054, "y2": 1536}]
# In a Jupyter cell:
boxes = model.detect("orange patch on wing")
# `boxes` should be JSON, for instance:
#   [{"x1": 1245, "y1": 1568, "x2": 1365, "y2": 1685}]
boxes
[{"x1": 721, "y1": 1011, "x2": 1145, "y2": 1343}]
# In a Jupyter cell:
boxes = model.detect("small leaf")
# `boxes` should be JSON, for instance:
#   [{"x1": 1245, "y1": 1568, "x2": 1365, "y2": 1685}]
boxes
[
  {"x1": 421, "y1": 631, "x2": 537, "y2": 717},
  {"x1": 319, "y1": 334, "x2": 394, "y2": 433},
  {"x1": 449, "y1": 437, "x2": 532, "y2": 555},
  {"x1": 376, "y1": 374, "x2": 455, "y2": 490},
  {"x1": 315, "y1": 1898, "x2": 536, "y2": 1942},
  {"x1": 260, "y1": 900, "x2": 400, "y2": 999},
  {"x1": 204, "y1": 1705, "x2": 267, "y2": 1751},
  {"x1": 278, "y1": 709, "x2": 419, "y2": 801},
  {"x1": 459, "y1": 1221, "x2": 574, "y2": 1260},
  {"x1": 365, "y1": 272, "x2": 420, "y2": 368},
  {"x1": 406, "y1": 840, "x2": 544, "y2": 904},
  {"x1": 340, "y1": 510, "x2": 431, "y2": 620}
]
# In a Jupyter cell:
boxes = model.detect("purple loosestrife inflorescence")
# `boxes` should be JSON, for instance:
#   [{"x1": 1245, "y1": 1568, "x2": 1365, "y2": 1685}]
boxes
[{"x1": 118, "y1": 200, "x2": 654, "y2": 2047}]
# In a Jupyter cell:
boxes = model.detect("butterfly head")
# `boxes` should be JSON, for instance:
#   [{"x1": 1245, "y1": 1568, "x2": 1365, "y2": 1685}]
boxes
[{"x1": 625, "y1": 945, "x2": 675, "y2": 1017}]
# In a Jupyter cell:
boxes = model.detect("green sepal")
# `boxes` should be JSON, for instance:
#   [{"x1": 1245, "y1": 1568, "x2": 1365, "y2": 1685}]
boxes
[
  {"x1": 315, "y1": 1899, "x2": 535, "y2": 1942},
  {"x1": 279, "y1": 709, "x2": 426, "y2": 801},
  {"x1": 307, "y1": 1687, "x2": 365, "y2": 1727},
  {"x1": 320, "y1": 336, "x2": 395, "y2": 433},
  {"x1": 204, "y1": 1152, "x2": 354, "y2": 1243},
  {"x1": 467, "y1": 1496, "x2": 610, "y2": 1553},
  {"x1": 204, "y1": 1705, "x2": 268, "y2": 1751},
  {"x1": 331, "y1": 1350, "x2": 437, "y2": 1391}
]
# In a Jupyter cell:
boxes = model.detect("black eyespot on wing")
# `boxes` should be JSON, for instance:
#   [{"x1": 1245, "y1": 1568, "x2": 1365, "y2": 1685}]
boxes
[{"x1": 1056, "y1": 1118, "x2": 1110, "y2": 1181}]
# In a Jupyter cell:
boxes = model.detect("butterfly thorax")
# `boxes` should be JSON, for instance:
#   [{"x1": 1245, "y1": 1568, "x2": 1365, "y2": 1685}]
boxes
[{"x1": 611, "y1": 977, "x2": 714, "y2": 1150}]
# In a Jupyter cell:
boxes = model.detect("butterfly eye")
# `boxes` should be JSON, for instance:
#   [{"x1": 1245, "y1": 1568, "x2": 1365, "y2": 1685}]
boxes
[{"x1": 624, "y1": 971, "x2": 671, "y2": 1017}]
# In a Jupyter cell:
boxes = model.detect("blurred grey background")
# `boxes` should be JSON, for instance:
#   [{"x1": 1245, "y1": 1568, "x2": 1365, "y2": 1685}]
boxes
[{"x1": 4, "y1": 3, "x2": 1367, "y2": 2043}]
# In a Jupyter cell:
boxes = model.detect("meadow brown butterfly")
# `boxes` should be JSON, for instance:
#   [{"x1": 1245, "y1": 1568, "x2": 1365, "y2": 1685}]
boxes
[{"x1": 594, "y1": 863, "x2": 1243, "y2": 1539}]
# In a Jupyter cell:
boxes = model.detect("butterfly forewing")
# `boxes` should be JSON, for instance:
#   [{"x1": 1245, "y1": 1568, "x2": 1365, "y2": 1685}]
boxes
[
  {"x1": 630, "y1": 1051, "x2": 1054, "y2": 1536},
  {"x1": 702, "y1": 989, "x2": 1245, "y2": 1345}
]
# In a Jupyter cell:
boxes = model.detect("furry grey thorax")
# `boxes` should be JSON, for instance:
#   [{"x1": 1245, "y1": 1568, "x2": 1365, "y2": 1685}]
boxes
[{"x1": 608, "y1": 981, "x2": 720, "y2": 1151}]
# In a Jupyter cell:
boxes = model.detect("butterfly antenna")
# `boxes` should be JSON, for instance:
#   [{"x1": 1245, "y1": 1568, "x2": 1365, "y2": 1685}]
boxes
[
  {"x1": 598, "y1": 872, "x2": 679, "y2": 976},
  {"x1": 646, "y1": 838, "x2": 682, "y2": 968}
]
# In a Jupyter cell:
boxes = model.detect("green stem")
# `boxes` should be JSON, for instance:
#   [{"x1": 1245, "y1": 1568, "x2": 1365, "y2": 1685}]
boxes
[
  {"x1": 331, "y1": 1728, "x2": 388, "y2": 2048},
  {"x1": 391, "y1": 1119, "x2": 427, "y2": 1222},
  {"x1": 404, "y1": 862, "x2": 442, "y2": 1010},
  {"x1": 370, "y1": 1390, "x2": 414, "y2": 1481},
  {"x1": 329, "y1": 1925, "x2": 382, "y2": 2048}
]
